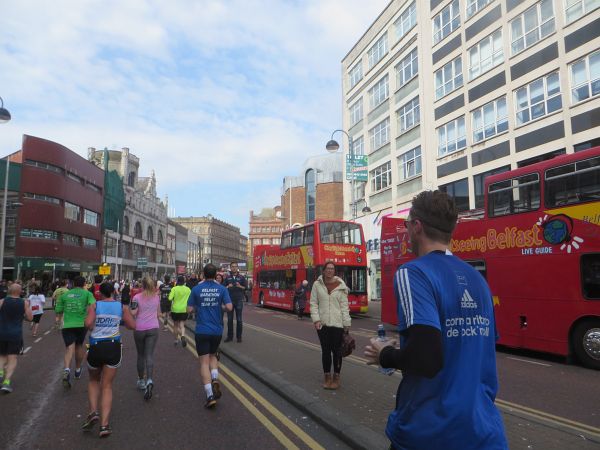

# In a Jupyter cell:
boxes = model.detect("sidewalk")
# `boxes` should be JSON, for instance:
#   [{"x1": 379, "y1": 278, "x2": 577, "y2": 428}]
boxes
[{"x1": 186, "y1": 316, "x2": 600, "y2": 450}]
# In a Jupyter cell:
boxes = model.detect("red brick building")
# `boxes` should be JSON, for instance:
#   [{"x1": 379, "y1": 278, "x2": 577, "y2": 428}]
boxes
[{"x1": 6, "y1": 135, "x2": 104, "y2": 282}]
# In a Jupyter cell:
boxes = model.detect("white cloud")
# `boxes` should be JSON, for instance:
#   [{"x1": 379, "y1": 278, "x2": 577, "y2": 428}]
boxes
[{"x1": 0, "y1": 0, "x2": 389, "y2": 233}]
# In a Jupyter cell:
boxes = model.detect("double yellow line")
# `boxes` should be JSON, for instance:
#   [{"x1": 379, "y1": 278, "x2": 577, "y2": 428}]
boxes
[{"x1": 177, "y1": 326, "x2": 324, "y2": 450}]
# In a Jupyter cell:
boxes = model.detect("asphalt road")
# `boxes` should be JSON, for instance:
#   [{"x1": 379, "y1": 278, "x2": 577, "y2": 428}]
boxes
[{"x1": 0, "y1": 313, "x2": 349, "y2": 450}]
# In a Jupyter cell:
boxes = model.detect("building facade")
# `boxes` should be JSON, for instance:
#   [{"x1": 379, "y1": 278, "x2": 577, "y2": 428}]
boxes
[
  {"x1": 2, "y1": 135, "x2": 105, "y2": 285},
  {"x1": 248, "y1": 207, "x2": 284, "y2": 268},
  {"x1": 89, "y1": 147, "x2": 171, "y2": 280},
  {"x1": 280, "y1": 152, "x2": 344, "y2": 229},
  {"x1": 342, "y1": 0, "x2": 600, "y2": 300},
  {"x1": 172, "y1": 215, "x2": 245, "y2": 268}
]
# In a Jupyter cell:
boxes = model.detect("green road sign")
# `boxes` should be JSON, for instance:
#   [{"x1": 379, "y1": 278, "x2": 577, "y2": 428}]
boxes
[{"x1": 346, "y1": 155, "x2": 368, "y2": 182}]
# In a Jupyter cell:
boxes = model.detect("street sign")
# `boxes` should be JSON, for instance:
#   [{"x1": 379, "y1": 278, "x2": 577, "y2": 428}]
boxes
[
  {"x1": 346, "y1": 155, "x2": 368, "y2": 181},
  {"x1": 137, "y1": 257, "x2": 148, "y2": 268},
  {"x1": 99, "y1": 265, "x2": 111, "y2": 275}
]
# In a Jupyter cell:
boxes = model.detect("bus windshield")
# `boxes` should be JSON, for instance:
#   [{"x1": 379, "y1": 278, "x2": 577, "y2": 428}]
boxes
[{"x1": 319, "y1": 222, "x2": 363, "y2": 245}]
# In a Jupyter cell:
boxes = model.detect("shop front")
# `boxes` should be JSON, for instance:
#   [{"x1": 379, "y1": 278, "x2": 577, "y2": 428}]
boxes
[{"x1": 15, "y1": 257, "x2": 100, "y2": 292}]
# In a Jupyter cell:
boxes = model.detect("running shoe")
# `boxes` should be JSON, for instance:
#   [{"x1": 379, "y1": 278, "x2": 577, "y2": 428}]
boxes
[
  {"x1": 137, "y1": 378, "x2": 146, "y2": 390},
  {"x1": 74, "y1": 368, "x2": 82, "y2": 379},
  {"x1": 181, "y1": 336, "x2": 187, "y2": 348},
  {"x1": 204, "y1": 395, "x2": 217, "y2": 409},
  {"x1": 62, "y1": 369, "x2": 71, "y2": 389},
  {"x1": 81, "y1": 411, "x2": 100, "y2": 431},
  {"x1": 99, "y1": 425, "x2": 112, "y2": 438},
  {"x1": 144, "y1": 381, "x2": 153, "y2": 401},
  {"x1": 211, "y1": 380, "x2": 222, "y2": 399},
  {"x1": 1, "y1": 380, "x2": 12, "y2": 393}
]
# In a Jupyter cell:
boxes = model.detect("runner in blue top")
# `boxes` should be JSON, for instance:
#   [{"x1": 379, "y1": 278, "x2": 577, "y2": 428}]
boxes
[
  {"x1": 82, "y1": 282, "x2": 135, "y2": 438},
  {"x1": 365, "y1": 190, "x2": 508, "y2": 450},
  {"x1": 187, "y1": 263, "x2": 232, "y2": 409}
]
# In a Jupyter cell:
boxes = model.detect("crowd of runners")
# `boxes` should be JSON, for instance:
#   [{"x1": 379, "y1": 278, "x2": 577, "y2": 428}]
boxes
[{"x1": 0, "y1": 262, "x2": 246, "y2": 439}]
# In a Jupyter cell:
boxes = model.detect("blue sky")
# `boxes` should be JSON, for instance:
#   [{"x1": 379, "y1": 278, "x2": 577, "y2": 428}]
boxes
[{"x1": 0, "y1": 0, "x2": 389, "y2": 234}]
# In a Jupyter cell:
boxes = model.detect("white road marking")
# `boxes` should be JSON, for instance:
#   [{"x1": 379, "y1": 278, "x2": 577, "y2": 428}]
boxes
[
  {"x1": 506, "y1": 356, "x2": 551, "y2": 367},
  {"x1": 44, "y1": 330, "x2": 51, "y2": 335},
  {"x1": 22, "y1": 346, "x2": 32, "y2": 354},
  {"x1": 34, "y1": 337, "x2": 42, "y2": 343}
]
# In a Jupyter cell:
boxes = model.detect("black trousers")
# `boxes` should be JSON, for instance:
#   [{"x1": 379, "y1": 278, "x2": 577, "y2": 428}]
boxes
[
  {"x1": 227, "y1": 299, "x2": 243, "y2": 339},
  {"x1": 317, "y1": 326, "x2": 344, "y2": 374}
]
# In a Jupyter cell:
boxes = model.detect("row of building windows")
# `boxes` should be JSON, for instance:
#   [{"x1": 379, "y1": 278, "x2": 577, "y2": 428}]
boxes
[
  {"x1": 122, "y1": 216, "x2": 164, "y2": 244},
  {"x1": 24, "y1": 192, "x2": 100, "y2": 227},
  {"x1": 24, "y1": 159, "x2": 102, "y2": 194},
  {"x1": 250, "y1": 226, "x2": 283, "y2": 233},
  {"x1": 20, "y1": 228, "x2": 98, "y2": 248},
  {"x1": 348, "y1": 0, "x2": 599, "y2": 90},
  {"x1": 358, "y1": 48, "x2": 598, "y2": 159}
]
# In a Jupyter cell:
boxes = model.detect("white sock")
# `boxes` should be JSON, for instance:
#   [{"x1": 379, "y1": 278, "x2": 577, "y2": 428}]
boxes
[
  {"x1": 204, "y1": 383, "x2": 213, "y2": 397},
  {"x1": 64, "y1": 368, "x2": 70, "y2": 372},
  {"x1": 211, "y1": 369, "x2": 218, "y2": 381},
  {"x1": 146, "y1": 378, "x2": 153, "y2": 385}
]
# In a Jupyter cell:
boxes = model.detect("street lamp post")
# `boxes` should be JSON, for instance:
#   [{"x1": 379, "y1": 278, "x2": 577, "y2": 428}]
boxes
[{"x1": 0, "y1": 97, "x2": 11, "y2": 280}]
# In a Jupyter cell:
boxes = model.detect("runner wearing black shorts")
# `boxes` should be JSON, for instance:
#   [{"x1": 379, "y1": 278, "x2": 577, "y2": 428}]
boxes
[
  {"x1": 194, "y1": 334, "x2": 221, "y2": 356},
  {"x1": 159, "y1": 276, "x2": 172, "y2": 331},
  {"x1": 87, "y1": 341, "x2": 122, "y2": 369}
]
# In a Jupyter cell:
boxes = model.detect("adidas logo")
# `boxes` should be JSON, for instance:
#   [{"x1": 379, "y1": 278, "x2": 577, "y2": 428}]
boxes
[{"x1": 460, "y1": 289, "x2": 478, "y2": 309}]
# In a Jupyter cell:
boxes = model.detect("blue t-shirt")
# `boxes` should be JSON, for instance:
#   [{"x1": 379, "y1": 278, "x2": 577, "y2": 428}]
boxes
[
  {"x1": 188, "y1": 280, "x2": 232, "y2": 336},
  {"x1": 387, "y1": 251, "x2": 507, "y2": 450},
  {"x1": 89, "y1": 301, "x2": 123, "y2": 345}
]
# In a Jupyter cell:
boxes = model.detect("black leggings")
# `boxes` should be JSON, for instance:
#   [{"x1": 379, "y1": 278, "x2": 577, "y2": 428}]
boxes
[{"x1": 317, "y1": 326, "x2": 344, "y2": 374}]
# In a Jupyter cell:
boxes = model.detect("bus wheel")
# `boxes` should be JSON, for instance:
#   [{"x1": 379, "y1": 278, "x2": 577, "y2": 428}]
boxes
[
  {"x1": 573, "y1": 320, "x2": 600, "y2": 370},
  {"x1": 258, "y1": 292, "x2": 264, "y2": 307}
]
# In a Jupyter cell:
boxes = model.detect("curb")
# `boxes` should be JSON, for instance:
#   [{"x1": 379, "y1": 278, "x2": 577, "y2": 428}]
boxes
[{"x1": 185, "y1": 321, "x2": 389, "y2": 450}]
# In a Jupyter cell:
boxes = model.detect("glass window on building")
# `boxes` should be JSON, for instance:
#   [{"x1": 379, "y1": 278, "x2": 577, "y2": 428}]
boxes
[
  {"x1": 466, "y1": 0, "x2": 493, "y2": 18},
  {"x1": 63, "y1": 233, "x2": 81, "y2": 246},
  {"x1": 83, "y1": 237, "x2": 98, "y2": 248},
  {"x1": 84, "y1": 209, "x2": 99, "y2": 227},
  {"x1": 437, "y1": 116, "x2": 466, "y2": 157},
  {"x1": 468, "y1": 29, "x2": 503, "y2": 80},
  {"x1": 396, "y1": 48, "x2": 418, "y2": 88},
  {"x1": 515, "y1": 72, "x2": 562, "y2": 125},
  {"x1": 368, "y1": 33, "x2": 388, "y2": 69},
  {"x1": 305, "y1": 169, "x2": 316, "y2": 223},
  {"x1": 433, "y1": 0, "x2": 461, "y2": 44},
  {"x1": 397, "y1": 96, "x2": 420, "y2": 134},
  {"x1": 369, "y1": 75, "x2": 389, "y2": 109},
  {"x1": 370, "y1": 161, "x2": 392, "y2": 192},
  {"x1": 369, "y1": 117, "x2": 390, "y2": 151},
  {"x1": 435, "y1": 56, "x2": 463, "y2": 100},
  {"x1": 473, "y1": 165, "x2": 511, "y2": 208},
  {"x1": 134, "y1": 222, "x2": 143, "y2": 238},
  {"x1": 20, "y1": 228, "x2": 59, "y2": 240},
  {"x1": 349, "y1": 62, "x2": 363, "y2": 89},
  {"x1": 395, "y1": 1, "x2": 417, "y2": 41},
  {"x1": 471, "y1": 96, "x2": 508, "y2": 143},
  {"x1": 353, "y1": 135, "x2": 365, "y2": 155},
  {"x1": 570, "y1": 49, "x2": 600, "y2": 104},
  {"x1": 565, "y1": 0, "x2": 600, "y2": 24},
  {"x1": 64, "y1": 201, "x2": 80, "y2": 221},
  {"x1": 350, "y1": 98, "x2": 363, "y2": 126},
  {"x1": 398, "y1": 146, "x2": 422, "y2": 182},
  {"x1": 439, "y1": 178, "x2": 470, "y2": 212},
  {"x1": 510, "y1": 0, "x2": 555, "y2": 55}
]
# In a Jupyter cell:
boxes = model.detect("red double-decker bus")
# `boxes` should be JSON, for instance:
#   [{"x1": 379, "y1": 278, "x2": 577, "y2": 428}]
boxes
[
  {"x1": 252, "y1": 220, "x2": 368, "y2": 314},
  {"x1": 381, "y1": 147, "x2": 600, "y2": 369}
]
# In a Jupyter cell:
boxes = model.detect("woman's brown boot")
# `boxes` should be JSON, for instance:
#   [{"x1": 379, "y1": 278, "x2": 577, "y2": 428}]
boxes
[
  {"x1": 330, "y1": 373, "x2": 340, "y2": 390},
  {"x1": 323, "y1": 373, "x2": 332, "y2": 389}
]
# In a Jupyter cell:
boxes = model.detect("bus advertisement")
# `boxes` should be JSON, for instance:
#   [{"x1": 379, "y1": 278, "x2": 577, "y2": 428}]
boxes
[
  {"x1": 381, "y1": 147, "x2": 600, "y2": 369},
  {"x1": 252, "y1": 220, "x2": 369, "y2": 314}
]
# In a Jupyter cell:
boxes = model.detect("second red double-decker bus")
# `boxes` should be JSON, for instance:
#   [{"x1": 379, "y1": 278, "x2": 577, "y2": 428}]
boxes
[
  {"x1": 252, "y1": 220, "x2": 368, "y2": 314},
  {"x1": 381, "y1": 147, "x2": 600, "y2": 369}
]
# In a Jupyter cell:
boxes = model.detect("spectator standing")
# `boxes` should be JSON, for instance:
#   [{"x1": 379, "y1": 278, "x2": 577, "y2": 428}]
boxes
[
  {"x1": 224, "y1": 262, "x2": 247, "y2": 343},
  {"x1": 364, "y1": 190, "x2": 508, "y2": 450},
  {"x1": 0, "y1": 283, "x2": 32, "y2": 393}
]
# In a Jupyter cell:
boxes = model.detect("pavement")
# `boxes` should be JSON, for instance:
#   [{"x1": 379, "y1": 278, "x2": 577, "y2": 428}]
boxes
[{"x1": 186, "y1": 302, "x2": 600, "y2": 450}]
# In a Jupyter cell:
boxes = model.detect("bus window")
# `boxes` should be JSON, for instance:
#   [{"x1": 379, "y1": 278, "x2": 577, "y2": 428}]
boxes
[
  {"x1": 304, "y1": 225, "x2": 314, "y2": 245},
  {"x1": 257, "y1": 269, "x2": 296, "y2": 290},
  {"x1": 334, "y1": 266, "x2": 367, "y2": 294},
  {"x1": 582, "y1": 254, "x2": 600, "y2": 300},
  {"x1": 488, "y1": 173, "x2": 540, "y2": 217},
  {"x1": 281, "y1": 231, "x2": 292, "y2": 249},
  {"x1": 545, "y1": 155, "x2": 600, "y2": 207},
  {"x1": 291, "y1": 228, "x2": 303, "y2": 247},
  {"x1": 466, "y1": 260, "x2": 487, "y2": 280},
  {"x1": 319, "y1": 221, "x2": 363, "y2": 245}
]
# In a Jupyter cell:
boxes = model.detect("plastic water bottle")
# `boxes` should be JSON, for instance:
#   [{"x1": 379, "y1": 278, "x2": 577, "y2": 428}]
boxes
[{"x1": 377, "y1": 324, "x2": 395, "y2": 376}]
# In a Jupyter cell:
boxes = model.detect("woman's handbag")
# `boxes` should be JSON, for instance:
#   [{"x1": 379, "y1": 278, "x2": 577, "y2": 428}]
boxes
[{"x1": 341, "y1": 331, "x2": 356, "y2": 357}]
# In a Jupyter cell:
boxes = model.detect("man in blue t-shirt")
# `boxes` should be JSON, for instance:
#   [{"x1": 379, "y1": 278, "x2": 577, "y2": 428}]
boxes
[
  {"x1": 365, "y1": 190, "x2": 507, "y2": 450},
  {"x1": 187, "y1": 263, "x2": 232, "y2": 409}
]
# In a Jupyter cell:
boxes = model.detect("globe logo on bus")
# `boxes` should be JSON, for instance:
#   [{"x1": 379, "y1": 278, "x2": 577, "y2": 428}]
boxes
[{"x1": 543, "y1": 218, "x2": 568, "y2": 245}]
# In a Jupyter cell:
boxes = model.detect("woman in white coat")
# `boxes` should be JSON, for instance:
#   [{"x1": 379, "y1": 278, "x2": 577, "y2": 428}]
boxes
[{"x1": 310, "y1": 261, "x2": 351, "y2": 390}]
